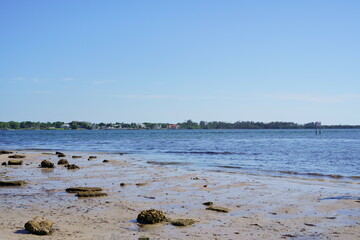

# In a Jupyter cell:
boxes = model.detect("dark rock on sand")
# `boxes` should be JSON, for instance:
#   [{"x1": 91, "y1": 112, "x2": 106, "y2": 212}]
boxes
[
  {"x1": 57, "y1": 153, "x2": 66, "y2": 157},
  {"x1": 137, "y1": 209, "x2": 167, "y2": 224},
  {"x1": 0, "y1": 180, "x2": 26, "y2": 186},
  {"x1": 55, "y1": 151, "x2": 64, "y2": 155},
  {"x1": 203, "y1": 202, "x2": 214, "y2": 206},
  {"x1": 66, "y1": 187, "x2": 103, "y2": 193},
  {"x1": 103, "y1": 160, "x2": 110, "y2": 163},
  {"x1": 138, "y1": 237, "x2": 150, "y2": 240},
  {"x1": 40, "y1": 160, "x2": 55, "y2": 168},
  {"x1": 136, "y1": 183, "x2": 149, "y2": 187},
  {"x1": 8, "y1": 160, "x2": 23, "y2": 165},
  {"x1": 171, "y1": 219, "x2": 196, "y2": 226},
  {"x1": 57, "y1": 159, "x2": 68, "y2": 165},
  {"x1": 8, "y1": 154, "x2": 25, "y2": 159},
  {"x1": 24, "y1": 216, "x2": 54, "y2": 235},
  {"x1": 206, "y1": 206, "x2": 230, "y2": 213},
  {"x1": 0, "y1": 150, "x2": 13, "y2": 154},
  {"x1": 1, "y1": 162, "x2": 6, "y2": 166},
  {"x1": 76, "y1": 191, "x2": 108, "y2": 197},
  {"x1": 66, "y1": 164, "x2": 80, "y2": 170},
  {"x1": 72, "y1": 156, "x2": 82, "y2": 159},
  {"x1": 88, "y1": 156, "x2": 97, "y2": 159},
  {"x1": 120, "y1": 183, "x2": 127, "y2": 187}
]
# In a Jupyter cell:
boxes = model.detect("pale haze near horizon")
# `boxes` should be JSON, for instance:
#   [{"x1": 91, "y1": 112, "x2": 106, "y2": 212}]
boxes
[{"x1": 1, "y1": 1, "x2": 359, "y2": 125}]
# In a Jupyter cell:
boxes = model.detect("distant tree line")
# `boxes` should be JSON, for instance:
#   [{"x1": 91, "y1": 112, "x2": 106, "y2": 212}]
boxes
[{"x1": 0, "y1": 120, "x2": 359, "y2": 130}]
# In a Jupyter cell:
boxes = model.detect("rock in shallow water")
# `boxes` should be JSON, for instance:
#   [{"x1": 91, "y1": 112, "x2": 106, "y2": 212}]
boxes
[
  {"x1": 66, "y1": 187, "x2": 103, "y2": 193},
  {"x1": 24, "y1": 216, "x2": 54, "y2": 235},
  {"x1": 0, "y1": 180, "x2": 26, "y2": 186},
  {"x1": 41, "y1": 160, "x2": 54, "y2": 168},
  {"x1": 0, "y1": 150, "x2": 13, "y2": 154},
  {"x1": 137, "y1": 209, "x2": 167, "y2": 224},
  {"x1": 66, "y1": 164, "x2": 80, "y2": 169},
  {"x1": 58, "y1": 159, "x2": 68, "y2": 165},
  {"x1": 8, "y1": 154, "x2": 25, "y2": 159}
]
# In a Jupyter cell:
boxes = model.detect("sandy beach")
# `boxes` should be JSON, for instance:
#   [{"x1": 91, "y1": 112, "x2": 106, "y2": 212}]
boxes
[{"x1": 0, "y1": 150, "x2": 359, "y2": 240}]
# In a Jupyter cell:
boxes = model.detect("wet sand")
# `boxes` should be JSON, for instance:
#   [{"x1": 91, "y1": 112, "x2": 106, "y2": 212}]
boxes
[{"x1": 0, "y1": 151, "x2": 359, "y2": 240}]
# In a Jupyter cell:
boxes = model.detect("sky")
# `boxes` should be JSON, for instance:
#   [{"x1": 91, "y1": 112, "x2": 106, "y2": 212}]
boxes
[{"x1": 1, "y1": 0, "x2": 359, "y2": 124}]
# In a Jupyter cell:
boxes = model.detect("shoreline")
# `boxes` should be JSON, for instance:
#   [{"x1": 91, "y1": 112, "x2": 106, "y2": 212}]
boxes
[
  {"x1": 0, "y1": 150, "x2": 359, "y2": 239},
  {"x1": 4, "y1": 149, "x2": 360, "y2": 184}
]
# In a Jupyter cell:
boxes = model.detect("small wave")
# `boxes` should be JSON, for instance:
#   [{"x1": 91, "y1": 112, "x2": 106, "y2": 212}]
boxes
[
  {"x1": 146, "y1": 161, "x2": 191, "y2": 166},
  {"x1": 306, "y1": 173, "x2": 344, "y2": 179},
  {"x1": 320, "y1": 196, "x2": 360, "y2": 200},
  {"x1": 218, "y1": 165, "x2": 242, "y2": 169},
  {"x1": 278, "y1": 170, "x2": 298, "y2": 175}
]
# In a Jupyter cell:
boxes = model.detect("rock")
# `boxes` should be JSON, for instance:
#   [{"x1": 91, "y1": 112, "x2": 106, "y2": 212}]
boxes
[
  {"x1": 66, "y1": 164, "x2": 80, "y2": 170},
  {"x1": 88, "y1": 156, "x2": 97, "y2": 159},
  {"x1": 139, "y1": 237, "x2": 150, "y2": 240},
  {"x1": 76, "y1": 191, "x2": 108, "y2": 197},
  {"x1": 8, "y1": 154, "x2": 25, "y2": 159},
  {"x1": 40, "y1": 160, "x2": 55, "y2": 168},
  {"x1": 103, "y1": 160, "x2": 110, "y2": 163},
  {"x1": 170, "y1": 219, "x2": 196, "y2": 226},
  {"x1": 1, "y1": 162, "x2": 6, "y2": 166},
  {"x1": 206, "y1": 206, "x2": 230, "y2": 213},
  {"x1": 55, "y1": 152, "x2": 64, "y2": 155},
  {"x1": 0, "y1": 180, "x2": 26, "y2": 186},
  {"x1": 66, "y1": 187, "x2": 103, "y2": 193},
  {"x1": 57, "y1": 153, "x2": 66, "y2": 157},
  {"x1": 136, "y1": 183, "x2": 149, "y2": 187},
  {"x1": 24, "y1": 216, "x2": 54, "y2": 235},
  {"x1": 57, "y1": 159, "x2": 69, "y2": 165},
  {"x1": 72, "y1": 156, "x2": 82, "y2": 159},
  {"x1": 8, "y1": 160, "x2": 23, "y2": 165},
  {"x1": 202, "y1": 202, "x2": 214, "y2": 206},
  {"x1": 0, "y1": 150, "x2": 13, "y2": 154},
  {"x1": 137, "y1": 209, "x2": 167, "y2": 224},
  {"x1": 120, "y1": 183, "x2": 127, "y2": 187}
]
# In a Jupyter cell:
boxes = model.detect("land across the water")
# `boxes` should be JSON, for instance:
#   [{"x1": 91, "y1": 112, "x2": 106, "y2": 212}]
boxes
[{"x1": 0, "y1": 150, "x2": 359, "y2": 240}]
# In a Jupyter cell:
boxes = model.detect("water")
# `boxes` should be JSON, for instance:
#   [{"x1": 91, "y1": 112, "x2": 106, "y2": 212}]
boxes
[{"x1": 0, "y1": 129, "x2": 359, "y2": 179}]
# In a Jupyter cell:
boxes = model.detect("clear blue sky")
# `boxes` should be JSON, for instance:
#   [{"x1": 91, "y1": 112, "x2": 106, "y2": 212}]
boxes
[{"x1": 1, "y1": 0, "x2": 359, "y2": 124}]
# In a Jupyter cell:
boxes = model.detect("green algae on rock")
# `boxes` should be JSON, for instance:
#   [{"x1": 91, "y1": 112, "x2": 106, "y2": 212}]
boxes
[
  {"x1": 137, "y1": 209, "x2": 167, "y2": 224},
  {"x1": 170, "y1": 218, "x2": 196, "y2": 226},
  {"x1": 24, "y1": 216, "x2": 54, "y2": 235}
]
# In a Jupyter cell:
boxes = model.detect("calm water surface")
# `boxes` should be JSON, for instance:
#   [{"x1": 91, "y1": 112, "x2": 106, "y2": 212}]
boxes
[{"x1": 0, "y1": 129, "x2": 359, "y2": 179}]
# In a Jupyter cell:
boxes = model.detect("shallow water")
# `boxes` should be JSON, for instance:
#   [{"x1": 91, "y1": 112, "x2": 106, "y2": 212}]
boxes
[{"x1": 0, "y1": 129, "x2": 359, "y2": 179}]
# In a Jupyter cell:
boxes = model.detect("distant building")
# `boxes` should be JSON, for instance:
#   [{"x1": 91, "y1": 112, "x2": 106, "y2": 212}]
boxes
[
  {"x1": 61, "y1": 123, "x2": 70, "y2": 129},
  {"x1": 168, "y1": 124, "x2": 179, "y2": 129}
]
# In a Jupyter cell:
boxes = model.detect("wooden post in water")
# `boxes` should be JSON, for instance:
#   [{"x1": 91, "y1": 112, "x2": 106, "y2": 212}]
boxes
[{"x1": 315, "y1": 121, "x2": 322, "y2": 134}]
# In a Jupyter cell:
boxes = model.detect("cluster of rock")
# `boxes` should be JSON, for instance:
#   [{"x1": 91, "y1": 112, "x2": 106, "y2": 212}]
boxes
[
  {"x1": 136, "y1": 209, "x2": 196, "y2": 227},
  {"x1": 66, "y1": 187, "x2": 107, "y2": 198}
]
